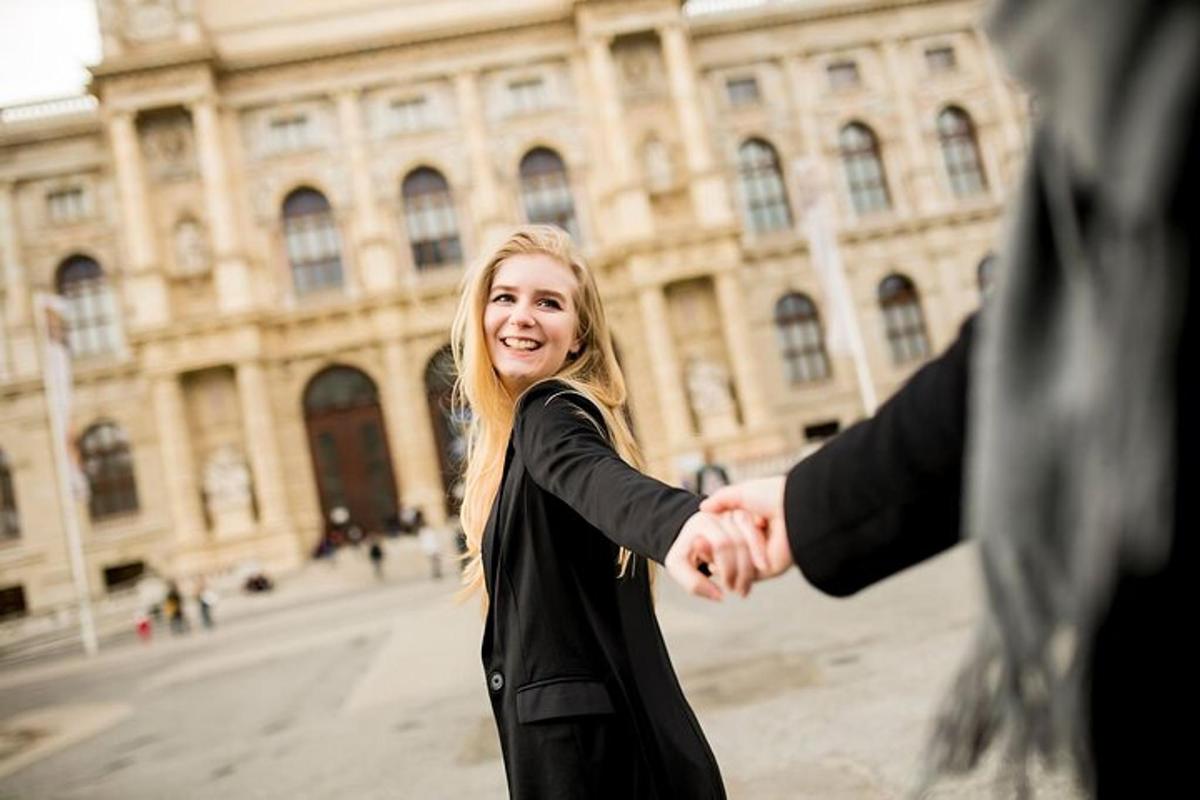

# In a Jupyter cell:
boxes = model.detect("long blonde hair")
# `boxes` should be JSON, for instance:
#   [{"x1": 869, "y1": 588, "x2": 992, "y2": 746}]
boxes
[{"x1": 451, "y1": 225, "x2": 644, "y2": 602}]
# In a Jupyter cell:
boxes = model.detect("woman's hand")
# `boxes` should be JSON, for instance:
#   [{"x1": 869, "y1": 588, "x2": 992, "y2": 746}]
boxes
[{"x1": 664, "y1": 510, "x2": 768, "y2": 601}]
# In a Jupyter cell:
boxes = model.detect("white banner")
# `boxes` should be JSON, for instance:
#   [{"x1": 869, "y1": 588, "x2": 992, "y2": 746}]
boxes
[
  {"x1": 34, "y1": 291, "x2": 98, "y2": 655},
  {"x1": 792, "y1": 158, "x2": 878, "y2": 414},
  {"x1": 37, "y1": 293, "x2": 87, "y2": 499}
]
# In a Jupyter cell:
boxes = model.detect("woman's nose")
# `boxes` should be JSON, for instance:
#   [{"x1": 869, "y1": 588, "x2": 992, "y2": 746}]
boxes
[{"x1": 509, "y1": 302, "x2": 535, "y2": 325}]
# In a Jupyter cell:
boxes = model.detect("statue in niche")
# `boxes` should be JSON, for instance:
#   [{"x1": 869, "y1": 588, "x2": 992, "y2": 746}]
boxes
[
  {"x1": 203, "y1": 445, "x2": 254, "y2": 536},
  {"x1": 685, "y1": 358, "x2": 740, "y2": 437},
  {"x1": 174, "y1": 218, "x2": 209, "y2": 275}
]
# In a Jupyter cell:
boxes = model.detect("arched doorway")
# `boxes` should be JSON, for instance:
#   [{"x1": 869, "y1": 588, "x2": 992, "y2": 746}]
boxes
[
  {"x1": 425, "y1": 345, "x2": 468, "y2": 517},
  {"x1": 303, "y1": 366, "x2": 398, "y2": 532}
]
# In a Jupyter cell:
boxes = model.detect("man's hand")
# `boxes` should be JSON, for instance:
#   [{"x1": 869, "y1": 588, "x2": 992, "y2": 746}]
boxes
[
  {"x1": 664, "y1": 510, "x2": 767, "y2": 601},
  {"x1": 700, "y1": 476, "x2": 793, "y2": 580}
]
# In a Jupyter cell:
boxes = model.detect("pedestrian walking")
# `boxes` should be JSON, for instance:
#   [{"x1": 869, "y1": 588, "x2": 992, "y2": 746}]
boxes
[
  {"x1": 368, "y1": 535, "x2": 386, "y2": 580},
  {"x1": 164, "y1": 580, "x2": 189, "y2": 635},
  {"x1": 197, "y1": 579, "x2": 218, "y2": 629},
  {"x1": 416, "y1": 511, "x2": 442, "y2": 580}
]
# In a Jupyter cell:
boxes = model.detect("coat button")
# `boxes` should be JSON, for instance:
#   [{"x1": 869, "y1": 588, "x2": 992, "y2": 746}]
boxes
[{"x1": 488, "y1": 671, "x2": 504, "y2": 692}]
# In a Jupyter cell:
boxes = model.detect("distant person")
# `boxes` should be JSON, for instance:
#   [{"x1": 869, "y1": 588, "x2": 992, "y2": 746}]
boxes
[
  {"x1": 415, "y1": 511, "x2": 442, "y2": 580},
  {"x1": 368, "y1": 535, "x2": 386, "y2": 580},
  {"x1": 164, "y1": 580, "x2": 189, "y2": 635},
  {"x1": 197, "y1": 580, "x2": 218, "y2": 629}
]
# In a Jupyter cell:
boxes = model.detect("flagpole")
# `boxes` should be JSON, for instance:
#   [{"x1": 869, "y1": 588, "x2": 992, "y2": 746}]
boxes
[
  {"x1": 33, "y1": 292, "x2": 98, "y2": 657},
  {"x1": 792, "y1": 158, "x2": 878, "y2": 416}
]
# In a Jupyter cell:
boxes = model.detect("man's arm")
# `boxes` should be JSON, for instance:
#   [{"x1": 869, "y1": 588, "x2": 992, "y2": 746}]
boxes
[{"x1": 784, "y1": 314, "x2": 976, "y2": 596}]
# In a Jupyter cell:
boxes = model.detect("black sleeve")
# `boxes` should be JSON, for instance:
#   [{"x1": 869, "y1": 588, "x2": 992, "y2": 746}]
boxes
[
  {"x1": 513, "y1": 381, "x2": 700, "y2": 564},
  {"x1": 784, "y1": 315, "x2": 976, "y2": 596}
]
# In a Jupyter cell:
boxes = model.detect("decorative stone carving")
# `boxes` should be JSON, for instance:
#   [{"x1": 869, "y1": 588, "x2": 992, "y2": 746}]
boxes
[
  {"x1": 173, "y1": 217, "x2": 209, "y2": 275},
  {"x1": 615, "y1": 39, "x2": 667, "y2": 102},
  {"x1": 686, "y1": 358, "x2": 740, "y2": 437},
  {"x1": 98, "y1": 0, "x2": 200, "y2": 51},
  {"x1": 203, "y1": 444, "x2": 255, "y2": 537},
  {"x1": 141, "y1": 111, "x2": 197, "y2": 180}
]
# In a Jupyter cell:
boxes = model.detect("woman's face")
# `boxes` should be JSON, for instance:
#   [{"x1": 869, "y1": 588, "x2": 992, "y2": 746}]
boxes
[{"x1": 484, "y1": 253, "x2": 582, "y2": 396}]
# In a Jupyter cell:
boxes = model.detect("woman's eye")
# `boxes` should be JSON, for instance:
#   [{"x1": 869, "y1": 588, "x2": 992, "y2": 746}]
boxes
[
  {"x1": 490, "y1": 293, "x2": 514, "y2": 303},
  {"x1": 538, "y1": 298, "x2": 562, "y2": 309}
]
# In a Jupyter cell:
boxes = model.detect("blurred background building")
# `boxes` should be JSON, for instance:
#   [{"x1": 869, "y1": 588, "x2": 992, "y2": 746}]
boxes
[{"x1": 0, "y1": 0, "x2": 1025, "y2": 619}]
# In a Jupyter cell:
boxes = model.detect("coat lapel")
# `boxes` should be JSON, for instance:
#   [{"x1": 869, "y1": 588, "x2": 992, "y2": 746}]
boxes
[{"x1": 482, "y1": 439, "x2": 517, "y2": 586}]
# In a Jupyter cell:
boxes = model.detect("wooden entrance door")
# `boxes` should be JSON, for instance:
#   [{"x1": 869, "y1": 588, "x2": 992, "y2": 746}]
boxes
[{"x1": 304, "y1": 367, "x2": 398, "y2": 532}]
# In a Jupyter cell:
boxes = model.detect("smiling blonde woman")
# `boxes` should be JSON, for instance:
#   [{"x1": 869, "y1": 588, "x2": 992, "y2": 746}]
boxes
[{"x1": 450, "y1": 225, "x2": 756, "y2": 798}]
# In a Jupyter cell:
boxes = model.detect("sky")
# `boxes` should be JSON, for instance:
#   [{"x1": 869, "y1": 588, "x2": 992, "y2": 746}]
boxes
[{"x1": 0, "y1": 0, "x2": 100, "y2": 107}]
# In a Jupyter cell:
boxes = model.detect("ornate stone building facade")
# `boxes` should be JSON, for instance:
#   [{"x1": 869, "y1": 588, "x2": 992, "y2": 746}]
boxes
[{"x1": 0, "y1": 0, "x2": 1025, "y2": 616}]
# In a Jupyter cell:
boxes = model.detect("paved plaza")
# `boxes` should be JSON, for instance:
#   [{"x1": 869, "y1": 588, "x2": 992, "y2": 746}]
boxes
[{"x1": 0, "y1": 545, "x2": 1080, "y2": 799}]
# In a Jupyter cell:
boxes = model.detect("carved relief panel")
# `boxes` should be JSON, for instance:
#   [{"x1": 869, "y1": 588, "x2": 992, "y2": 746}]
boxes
[
  {"x1": 613, "y1": 33, "x2": 668, "y2": 105},
  {"x1": 139, "y1": 108, "x2": 197, "y2": 181}
]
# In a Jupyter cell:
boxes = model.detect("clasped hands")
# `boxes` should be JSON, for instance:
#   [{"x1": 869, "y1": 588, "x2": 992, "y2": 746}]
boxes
[{"x1": 663, "y1": 476, "x2": 792, "y2": 601}]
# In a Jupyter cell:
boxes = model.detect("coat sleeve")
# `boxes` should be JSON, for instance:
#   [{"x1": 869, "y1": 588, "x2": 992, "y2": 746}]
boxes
[
  {"x1": 784, "y1": 314, "x2": 976, "y2": 596},
  {"x1": 513, "y1": 382, "x2": 700, "y2": 564}
]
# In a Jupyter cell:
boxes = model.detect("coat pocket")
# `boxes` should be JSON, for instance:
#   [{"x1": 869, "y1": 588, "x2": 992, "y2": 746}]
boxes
[{"x1": 516, "y1": 677, "x2": 615, "y2": 723}]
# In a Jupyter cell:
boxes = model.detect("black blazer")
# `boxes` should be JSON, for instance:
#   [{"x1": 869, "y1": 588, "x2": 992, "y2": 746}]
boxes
[
  {"x1": 481, "y1": 380, "x2": 726, "y2": 799},
  {"x1": 784, "y1": 316, "x2": 977, "y2": 595}
]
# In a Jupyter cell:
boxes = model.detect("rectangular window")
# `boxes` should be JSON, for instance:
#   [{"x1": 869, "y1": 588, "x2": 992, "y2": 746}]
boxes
[
  {"x1": 0, "y1": 584, "x2": 26, "y2": 621},
  {"x1": 103, "y1": 561, "x2": 146, "y2": 592},
  {"x1": 925, "y1": 45, "x2": 958, "y2": 73},
  {"x1": 508, "y1": 78, "x2": 549, "y2": 114},
  {"x1": 826, "y1": 60, "x2": 861, "y2": 90},
  {"x1": 803, "y1": 420, "x2": 840, "y2": 441},
  {"x1": 389, "y1": 96, "x2": 429, "y2": 134},
  {"x1": 47, "y1": 186, "x2": 88, "y2": 223},
  {"x1": 725, "y1": 76, "x2": 761, "y2": 107},
  {"x1": 268, "y1": 115, "x2": 312, "y2": 152}
]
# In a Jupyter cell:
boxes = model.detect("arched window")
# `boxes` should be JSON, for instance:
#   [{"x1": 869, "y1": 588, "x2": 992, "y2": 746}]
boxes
[
  {"x1": 938, "y1": 107, "x2": 988, "y2": 197},
  {"x1": 282, "y1": 187, "x2": 344, "y2": 296},
  {"x1": 303, "y1": 366, "x2": 379, "y2": 413},
  {"x1": 55, "y1": 255, "x2": 120, "y2": 358},
  {"x1": 518, "y1": 147, "x2": 580, "y2": 242},
  {"x1": 977, "y1": 253, "x2": 997, "y2": 296},
  {"x1": 774, "y1": 293, "x2": 830, "y2": 384},
  {"x1": 737, "y1": 138, "x2": 793, "y2": 233},
  {"x1": 839, "y1": 122, "x2": 891, "y2": 215},
  {"x1": 401, "y1": 167, "x2": 462, "y2": 270},
  {"x1": 1, "y1": 450, "x2": 19, "y2": 540},
  {"x1": 878, "y1": 274, "x2": 930, "y2": 364},
  {"x1": 80, "y1": 422, "x2": 139, "y2": 520}
]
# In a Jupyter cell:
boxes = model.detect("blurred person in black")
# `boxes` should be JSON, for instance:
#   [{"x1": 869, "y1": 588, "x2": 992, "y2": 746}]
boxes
[{"x1": 669, "y1": 1, "x2": 1199, "y2": 795}]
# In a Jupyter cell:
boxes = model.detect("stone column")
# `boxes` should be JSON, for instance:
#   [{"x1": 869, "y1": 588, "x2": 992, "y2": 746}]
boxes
[
  {"x1": 1, "y1": 182, "x2": 36, "y2": 378},
  {"x1": 382, "y1": 338, "x2": 447, "y2": 525},
  {"x1": 236, "y1": 361, "x2": 289, "y2": 531},
  {"x1": 586, "y1": 36, "x2": 652, "y2": 239},
  {"x1": 454, "y1": 71, "x2": 508, "y2": 248},
  {"x1": 638, "y1": 284, "x2": 691, "y2": 448},
  {"x1": 1, "y1": 182, "x2": 29, "y2": 326},
  {"x1": 108, "y1": 110, "x2": 169, "y2": 328},
  {"x1": 336, "y1": 90, "x2": 396, "y2": 292},
  {"x1": 152, "y1": 374, "x2": 205, "y2": 542},
  {"x1": 660, "y1": 22, "x2": 735, "y2": 228},
  {"x1": 880, "y1": 40, "x2": 937, "y2": 216},
  {"x1": 713, "y1": 272, "x2": 767, "y2": 429},
  {"x1": 191, "y1": 97, "x2": 254, "y2": 313}
]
